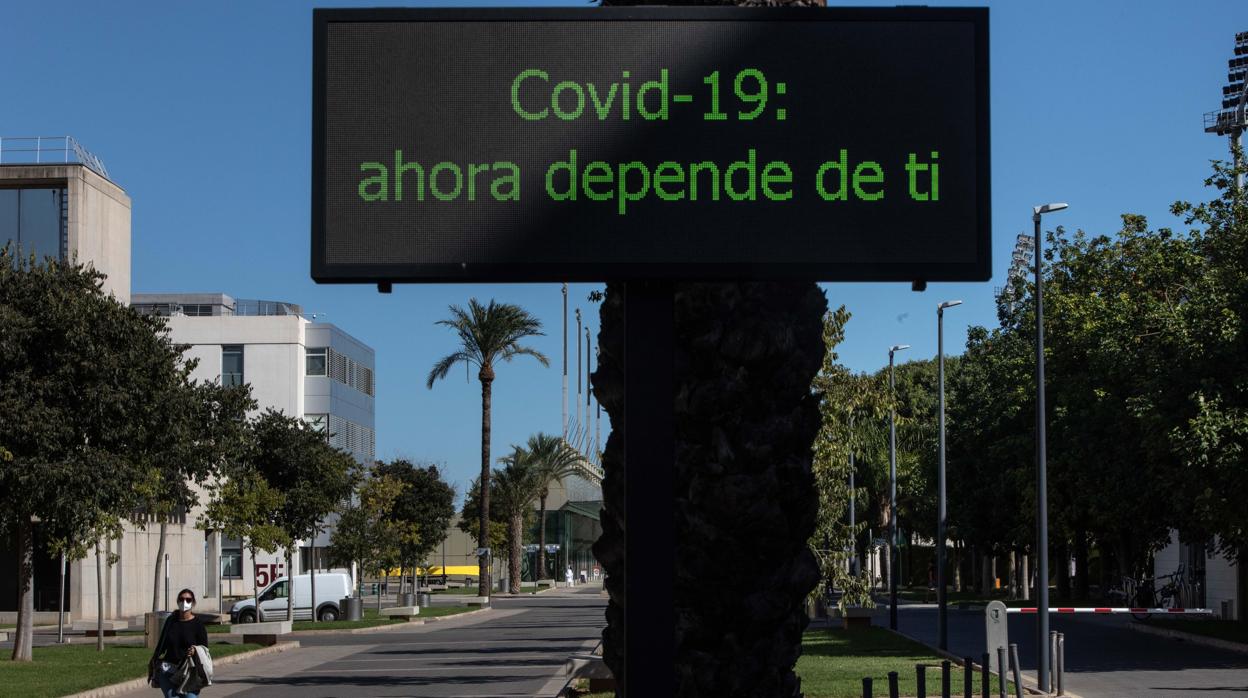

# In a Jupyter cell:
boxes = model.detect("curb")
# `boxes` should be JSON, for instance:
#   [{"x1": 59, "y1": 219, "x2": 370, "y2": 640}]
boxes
[
  {"x1": 1129, "y1": 621, "x2": 1248, "y2": 656},
  {"x1": 284, "y1": 606, "x2": 495, "y2": 636},
  {"x1": 61, "y1": 641, "x2": 300, "y2": 698}
]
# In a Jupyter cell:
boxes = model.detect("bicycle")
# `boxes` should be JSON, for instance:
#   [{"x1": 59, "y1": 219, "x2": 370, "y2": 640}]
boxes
[{"x1": 1109, "y1": 564, "x2": 1192, "y2": 619}]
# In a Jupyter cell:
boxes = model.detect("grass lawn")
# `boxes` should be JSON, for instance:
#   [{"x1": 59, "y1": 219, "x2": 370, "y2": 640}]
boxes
[
  {"x1": 0, "y1": 641, "x2": 261, "y2": 698},
  {"x1": 431, "y1": 586, "x2": 487, "y2": 595},
  {"x1": 1140, "y1": 618, "x2": 1248, "y2": 645},
  {"x1": 797, "y1": 627, "x2": 1013, "y2": 698}
]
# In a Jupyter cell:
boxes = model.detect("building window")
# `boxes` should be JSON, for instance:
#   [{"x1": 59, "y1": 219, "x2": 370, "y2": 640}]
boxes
[
  {"x1": 0, "y1": 187, "x2": 67, "y2": 263},
  {"x1": 305, "y1": 413, "x2": 328, "y2": 435},
  {"x1": 221, "y1": 536, "x2": 243, "y2": 579},
  {"x1": 306, "y1": 347, "x2": 327, "y2": 376},
  {"x1": 181, "y1": 304, "x2": 214, "y2": 317},
  {"x1": 222, "y1": 345, "x2": 244, "y2": 387}
]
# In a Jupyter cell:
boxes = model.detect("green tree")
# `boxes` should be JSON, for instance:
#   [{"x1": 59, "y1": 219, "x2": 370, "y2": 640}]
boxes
[
  {"x1": 0, "y1": 251, "x2": 184, "y2": 661},
  {"x1": 524, "y1": 433, "x2": 582, "y2": 581},
  {"x1": 372, "y1": 459, "x2": 456, "y2": 589},
  {"x1": 426, "y1": 298, "x2": 549, "y2": 597},
  {"x1": 810, "y1": 307, "x2": 889, "y2": 607},
  {"x1": 199, "y1": 469, "x2": 289, "y2": 622},
  {"x1": 250, "y1": 409, "x2": 359, "y2": 621},
  {"x1": 495, "y1": 446, "x2": 542, "y2": 594},
  {"x1": 457, "y1": 476, "x2": 508, "y2": 556},
  {"x1": 328, "y1": 472, "x2": 405, "y2": 603},
  {"x1": 137, "y1": 379, "x2": 256, "y2": 613}
]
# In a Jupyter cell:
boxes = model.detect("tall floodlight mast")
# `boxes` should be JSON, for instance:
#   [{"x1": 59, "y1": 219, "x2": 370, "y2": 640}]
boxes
[{"x1": 1204, "y1": 31, "x2": 1248, "y2": 190}]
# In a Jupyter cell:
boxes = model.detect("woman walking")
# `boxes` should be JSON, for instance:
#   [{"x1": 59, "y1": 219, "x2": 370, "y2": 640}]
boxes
[{"x1": 151, "y1": 588, "x2": 209, "y2": 698}]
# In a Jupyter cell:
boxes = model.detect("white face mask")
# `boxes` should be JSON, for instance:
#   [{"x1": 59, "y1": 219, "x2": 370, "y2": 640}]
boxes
[{"x1": 179, "y1": 600, "x2": 194, "y2": 612}]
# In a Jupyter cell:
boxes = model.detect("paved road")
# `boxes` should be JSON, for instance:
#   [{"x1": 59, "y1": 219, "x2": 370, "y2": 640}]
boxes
[
  {"x1": 115, "y1": 585, "x2": 606, "y2": 698},
  {"x1": 882, "y1": 603, "x2": 1248, "y2": 697}
]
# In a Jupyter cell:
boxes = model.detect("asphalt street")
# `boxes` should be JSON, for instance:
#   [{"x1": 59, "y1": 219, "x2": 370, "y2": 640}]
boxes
[
  {"x1": 883, "y1": 603, "x2": 1248, "y2": 697},
  {"x1": 113, "y1": 585, "x2": 606, "y2": 698}
]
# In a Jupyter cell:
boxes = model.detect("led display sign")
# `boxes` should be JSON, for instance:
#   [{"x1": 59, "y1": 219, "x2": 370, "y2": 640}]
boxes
[{"x1": 312, "y1": 7, "x2": 989, "y2": 282}]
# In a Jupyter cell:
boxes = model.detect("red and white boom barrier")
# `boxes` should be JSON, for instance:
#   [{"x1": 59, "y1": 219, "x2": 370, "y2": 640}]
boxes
[{"x1": 1007, "y1": 607, "x2": 1213, "y2": 614}]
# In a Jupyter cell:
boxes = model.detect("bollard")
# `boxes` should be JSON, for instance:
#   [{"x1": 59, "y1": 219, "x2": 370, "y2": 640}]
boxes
[
  {"x1": 1009, "y1": 643, "x2": 1024, "y2": 698},
  {"x1": 1057, "y1": 632, "x2": 1065, "y2": 696},
  {"x1": 1049, "y1": 630, "x2": 1058, "y2": 685},
  {"x1": 981, "y1": 652, "x2": 990, "y2": 698},
  {"x1": 942, "y1": 660, "x2": 952, "y2": 698},
  {"x1": 963, "y1": 656, "x2": 973, "y2": 698},
  {"x1": 996, "y1": 647, "x2": 1008, "y2": 698},
  {"x1": 863, "y1": 676, "x2": 873, "y2": 698},
  {"x1": 889, "y1": 671, "x2": 900, "y2": 698},
  {"x1": 917, "y1": 663, "x2": 928, "y2": 698}
]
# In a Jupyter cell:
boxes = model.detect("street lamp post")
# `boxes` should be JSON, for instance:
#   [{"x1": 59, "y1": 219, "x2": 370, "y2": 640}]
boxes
[
  {"x1": 849, "y1": 413, "x2": 856, "y2": 576},
  {"x1": 936, "y1": 300, "x2": 962, "y2": 651},
  {"x1": 1033, "y1": 202, "x2": 1067, "y2": 693},
  {"x1": 888, "y1": 343, "x2": 909, "y2": 631}
]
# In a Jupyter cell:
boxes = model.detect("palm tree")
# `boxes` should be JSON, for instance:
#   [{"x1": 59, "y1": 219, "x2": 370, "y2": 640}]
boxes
[
  {"x1": 525, "y1": 433, "x2": 582, "y2": 581},
  {"x1": 427, "y1": 299, "x2": 549, "y2": 597},
  {"x1": 494, "y1": 446, "x2": 541, "y2": 594}
]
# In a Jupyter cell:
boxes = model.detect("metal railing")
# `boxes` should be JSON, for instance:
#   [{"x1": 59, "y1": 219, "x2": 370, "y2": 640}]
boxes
[
  {"x1": 233, "y1": 299, "x2": 304, "y2": 317},
  {"x1": 0, "y1": 136, "x2": 110, "y2": 179}
]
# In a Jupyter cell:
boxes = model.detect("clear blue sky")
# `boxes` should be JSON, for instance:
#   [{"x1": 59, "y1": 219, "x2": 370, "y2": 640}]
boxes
[{"x1": 3, "y1": 1, "x2": 1240, "y2": 500}]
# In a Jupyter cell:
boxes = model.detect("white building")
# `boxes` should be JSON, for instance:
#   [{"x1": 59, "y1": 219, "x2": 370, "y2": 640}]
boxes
[
  {"x1": 130, "y1": 292, "x2": 376, "y2": 610},
  {"x1": 1154, "y1": 532, "x2": 1244, "y2": 620}
]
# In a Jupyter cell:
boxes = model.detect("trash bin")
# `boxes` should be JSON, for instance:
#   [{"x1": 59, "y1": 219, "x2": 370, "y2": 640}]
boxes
[
  {"x1": 416, "y1": 592, "x2": 431, "y2": 608},
  {"x1": 145, "y1": 611, "x2": 172, "y2": 650},
  {"x1": 341, "y1": 597, "x2": 363, "y2": 621},
  {"x1": 399, "y1": 592, "x2": 416, "y2": 607}
]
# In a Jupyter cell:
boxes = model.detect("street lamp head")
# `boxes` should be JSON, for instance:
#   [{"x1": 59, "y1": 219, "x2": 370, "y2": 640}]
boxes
[
  {"x1": 1033, "y1": 202, "x2": 1069, "y2": 216},
  {"x1": 890, "y1": 344, "x2": 911, "y2": 354},
  {"x1": 938, "y1": 300, "x2": 964, "y2": 311}
]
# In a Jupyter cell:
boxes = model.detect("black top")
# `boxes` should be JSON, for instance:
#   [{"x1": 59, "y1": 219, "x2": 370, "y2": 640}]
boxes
[{"x1": 160, "y1": 614, "x2": 207, "y2": 663}]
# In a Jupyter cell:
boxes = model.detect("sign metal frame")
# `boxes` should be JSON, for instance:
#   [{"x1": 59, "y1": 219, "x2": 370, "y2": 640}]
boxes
[{"x1": 311, "y1": 6, "x2": 990, "y2": 283}]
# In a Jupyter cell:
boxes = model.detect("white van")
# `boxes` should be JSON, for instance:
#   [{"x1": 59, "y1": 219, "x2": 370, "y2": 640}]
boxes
[{"x1": 230, "y1": 572, "x2": 352, "y2": 623}]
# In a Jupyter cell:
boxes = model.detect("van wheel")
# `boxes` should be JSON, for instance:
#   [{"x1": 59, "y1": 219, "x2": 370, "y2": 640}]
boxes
[
  {"x1": 238, "y1": 610, "x2": 256, "y2": 624},
  {"x1": 318, "y1": 606, "x2": 338, "y2": 622}
]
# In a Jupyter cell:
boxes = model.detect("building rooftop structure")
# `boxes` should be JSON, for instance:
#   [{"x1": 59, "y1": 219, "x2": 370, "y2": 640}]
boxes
[
  {"x1": 132, "y1": 292, "x2": 303, "y2": 318},
  {"x1": 0, "y1": 136, "x2": 110, "y2": 179}
]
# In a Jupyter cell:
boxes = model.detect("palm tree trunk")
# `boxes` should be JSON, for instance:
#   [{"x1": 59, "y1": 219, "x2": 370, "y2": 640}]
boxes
[
  {"x1": 510, "y1": 512, "x2": 523, "y2": 594},
  {"x1": 593, "y1": 280, "x2": 826, "y2": 696},
  {"x1": 537, "y1": 493, "x2": 548, "y2": 580},
  {"x1": 479, "y1": 368, "x2": 494, "y2": 597},
  {"x1": 12, "y1": 519, "x2": 35, "y2": 661},
  {"x1": 152, "y1": 519, "x2": 167, "y2": 613},
  {"x1": 96, "y1": 539, "x2": 104, "y2": 652}
]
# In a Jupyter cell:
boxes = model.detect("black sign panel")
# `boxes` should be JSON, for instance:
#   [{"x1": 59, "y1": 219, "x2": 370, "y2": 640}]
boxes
[{"x1": 312, "y1": 7, "x2": 989, "y2": 282}]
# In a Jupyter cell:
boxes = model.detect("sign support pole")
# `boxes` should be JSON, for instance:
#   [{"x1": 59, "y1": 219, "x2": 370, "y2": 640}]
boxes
[{"x1": 623, "y1": 281, "x2": 675, "y2": 696}]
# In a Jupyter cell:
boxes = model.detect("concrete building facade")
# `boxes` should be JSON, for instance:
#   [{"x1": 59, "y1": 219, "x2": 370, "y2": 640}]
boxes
[
  {"x1": 1, "y1": 157, "x2": 131, "y2": 304},
  {"x1": 1, "y1": 141, "x2": 380, "y2": 623},
  {"x1": 1154, "y1": 532, "x2": 1245, "y2": 621},
  {"x1": 130, "y1": 292, "x2": 376, "y2": 614}
]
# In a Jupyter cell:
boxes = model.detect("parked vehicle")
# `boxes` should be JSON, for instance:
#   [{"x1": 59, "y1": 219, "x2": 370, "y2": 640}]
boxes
[{"x1": 230, "y1": 572, "x2": 352, "y2": 623}]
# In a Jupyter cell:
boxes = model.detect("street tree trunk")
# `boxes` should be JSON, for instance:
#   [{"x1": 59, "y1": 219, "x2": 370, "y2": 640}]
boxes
[
  {"x1": 286, "y1": 549, "x2": 294, "y2": 621},
  {"x1": 12, "y1": 520, "x2": 35, "y2": 661},
  {"x1": 537, "y1": 491, "x2": 549, "y2": 581},
  {"x1": 96, "y1": 539, "x2": 104, "y2": 651},
  {"x1": 1056, "y1": 540, "x2": 1071, "y2": 601},
  {"x1": 509, "y1": 512, "x2": 523, "y2": 594},
  {"x1": 1074, "y1": 530, "x2": 1090, "y2": 602},
  {"x1": 310, "y1": 535, "x2": 317, "y2": 621},
  {"x1": 479, "y1": 365, "x2": 495, "y2": 598},
  {"x1": 152, "y1": 519, "x2": 167, "y2": 613}
]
